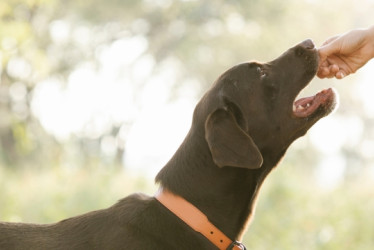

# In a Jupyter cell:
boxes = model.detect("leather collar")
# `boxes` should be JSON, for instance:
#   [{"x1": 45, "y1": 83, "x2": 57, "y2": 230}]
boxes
[{"x1": 155, "y1": 188, "x2": 246, "y2": 250}]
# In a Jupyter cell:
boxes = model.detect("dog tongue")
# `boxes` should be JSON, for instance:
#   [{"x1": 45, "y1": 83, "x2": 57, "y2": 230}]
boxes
[{"x1": 293, "y1": 89, "x2": 333, "y2": 118}]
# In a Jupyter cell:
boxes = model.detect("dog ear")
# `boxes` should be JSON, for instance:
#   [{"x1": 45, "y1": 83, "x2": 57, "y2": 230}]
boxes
[{"x1": 205, "y1": 108, "x2": 263, "y2": 169}]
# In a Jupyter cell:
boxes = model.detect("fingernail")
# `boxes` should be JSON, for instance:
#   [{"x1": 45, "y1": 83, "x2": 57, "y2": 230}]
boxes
[{"x1": 337, "y1": 72, "x2": 345, "y2": 79}]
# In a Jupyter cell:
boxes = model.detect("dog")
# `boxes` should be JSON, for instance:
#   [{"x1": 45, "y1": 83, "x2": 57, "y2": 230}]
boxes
[{"x1": 0, "y1": 39, "x2": 337, "y2": 250}]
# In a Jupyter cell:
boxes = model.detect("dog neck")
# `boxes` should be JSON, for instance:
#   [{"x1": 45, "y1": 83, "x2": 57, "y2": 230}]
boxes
[
  {"x1": 156, "y1": 130, "x2": 284, "y2": 241},
  {"x1": 155, "y1": 188, "x2": 246, "y2": 250}
]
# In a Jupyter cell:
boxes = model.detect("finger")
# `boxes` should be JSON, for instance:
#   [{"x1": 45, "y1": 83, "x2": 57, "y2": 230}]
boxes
[
  {"x1": 317, "y1": 66, "x2": 331, "y2": 78},
  {"x1": 318, "y1": 51, "x2": 328, "y2": 67},
  {"x1": 319, "y1": 45, "x2": 338, "y2": 59},
  {"x1": 326, "y1": 67, "x2": 339, "y2": 79},
  {"x1": 317, "y1": 71, "x2": 326, "y2": 79},
  {"x1": 320, "y1": 61, "x2": 329, "y2": 67},
  {"x1": 318, "y1": 58, "x2": 329, "y2": 68},
  {"x1": 335, "y1": 70, "x2": 346, "y2": 79},
  {"x1": 318, "y1": 36, "x2": 342, "y2": 58},
  {"x1": 329, "y1": 64, "x2": 339, "y2": 74}
]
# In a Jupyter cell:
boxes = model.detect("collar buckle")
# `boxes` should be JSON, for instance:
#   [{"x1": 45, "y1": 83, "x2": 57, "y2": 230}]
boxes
[{"x1": 227, "y1": 240, "x2": 246, "y2": 250}]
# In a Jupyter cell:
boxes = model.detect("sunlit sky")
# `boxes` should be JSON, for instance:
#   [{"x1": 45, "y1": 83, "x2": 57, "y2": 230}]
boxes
[{"x1": 28, "y1": 19, "x2": 374, "y2": 186}]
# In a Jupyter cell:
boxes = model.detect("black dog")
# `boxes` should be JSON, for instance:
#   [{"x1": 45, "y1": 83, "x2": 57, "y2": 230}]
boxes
[{"x1": 0, "y1": 39, "x2": 337, "y2": 250}]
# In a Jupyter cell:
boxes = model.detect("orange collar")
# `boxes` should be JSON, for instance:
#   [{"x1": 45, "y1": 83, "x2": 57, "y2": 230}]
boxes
[{"x1": 155, "y1": 188, "x2": 246, "y2": 250}]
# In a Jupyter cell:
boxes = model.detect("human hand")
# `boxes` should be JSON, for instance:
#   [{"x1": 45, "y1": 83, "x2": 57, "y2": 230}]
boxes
[{"x1": 317, "y1": 26, "x2": 374, "y2": 79}]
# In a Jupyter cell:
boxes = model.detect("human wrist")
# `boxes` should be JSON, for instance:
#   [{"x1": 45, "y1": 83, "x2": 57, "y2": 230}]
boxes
[{"x1": 366, "y1": 25, "x2": 374, "y2": 58}]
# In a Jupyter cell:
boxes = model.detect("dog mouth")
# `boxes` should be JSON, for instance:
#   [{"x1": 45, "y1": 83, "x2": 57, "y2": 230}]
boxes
[
  {"x1": 293, "y1": 88, "x2": 337, "y2": 118},
  {"x1": 290, "y1": 40, "x2": 337, "y2": 119}
]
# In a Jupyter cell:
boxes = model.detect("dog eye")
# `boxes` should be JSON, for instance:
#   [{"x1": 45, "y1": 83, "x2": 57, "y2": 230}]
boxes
[{"x1": 256, "y1": 67, "x2": 267, "y2": 78}]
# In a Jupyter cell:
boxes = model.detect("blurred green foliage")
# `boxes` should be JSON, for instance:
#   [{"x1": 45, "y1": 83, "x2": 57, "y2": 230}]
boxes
[
  {"x1": 0, "y1": 166, "x2": 157, "y2": 223},
  {"x1": 245, "y1": 164, "x2": 374, "y2": 249},
  {"x1": 1, "y1": 0, "x2": 374, "y2": 249}
]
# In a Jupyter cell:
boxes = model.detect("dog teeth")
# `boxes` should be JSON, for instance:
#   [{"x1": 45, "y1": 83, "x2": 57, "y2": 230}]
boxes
[
  {"x1": 293, "y1": 105, "x2": 304, "y2": 112},
  {"x1": 293, "y1": 104, "x2": 309, "y2": 112}
]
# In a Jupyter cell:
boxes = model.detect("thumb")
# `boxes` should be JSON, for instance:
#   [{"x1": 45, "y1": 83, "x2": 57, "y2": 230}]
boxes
[
  {"x1": 318, "y1": 35, "x2": 341, "y2": 59},
  {"x1": 318, "y1": 45, "x2": 340, "y2": 69},
  {"x1": 319, "y1": 44, "x2": 338, "y2": 58}
]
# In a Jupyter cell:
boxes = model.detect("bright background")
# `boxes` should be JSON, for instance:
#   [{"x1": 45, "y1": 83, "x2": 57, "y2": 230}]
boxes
[{"x1": 1, "y1": 0, "x2": 374, "y2": 249}]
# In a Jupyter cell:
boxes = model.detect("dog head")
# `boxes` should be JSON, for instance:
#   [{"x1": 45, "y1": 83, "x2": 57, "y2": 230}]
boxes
[{"x1": 196, "y1": 39, "x2": 337, "y2": 169}]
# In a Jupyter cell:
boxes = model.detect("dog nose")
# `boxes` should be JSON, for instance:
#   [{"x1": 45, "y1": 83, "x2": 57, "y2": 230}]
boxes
[{"x1": 300, "y1": 39, "x2": 315, "y2": 50}]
